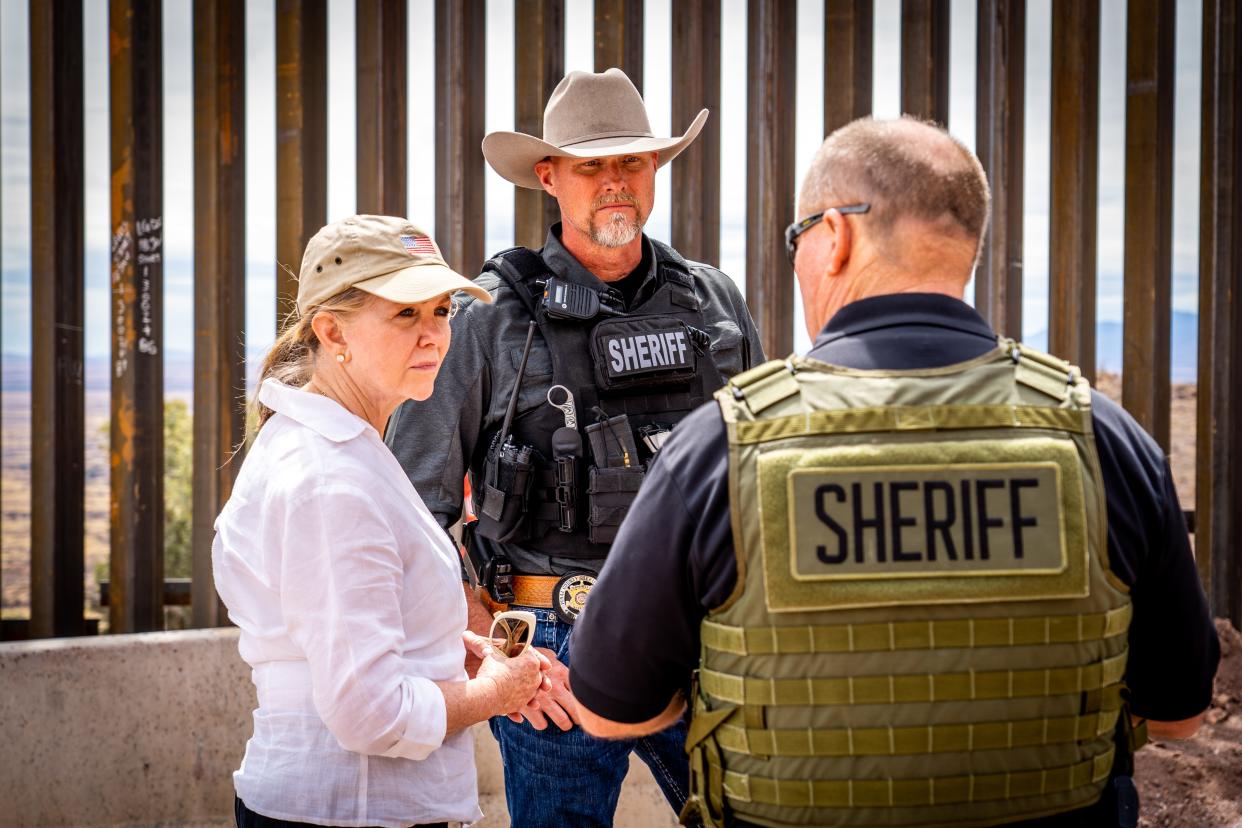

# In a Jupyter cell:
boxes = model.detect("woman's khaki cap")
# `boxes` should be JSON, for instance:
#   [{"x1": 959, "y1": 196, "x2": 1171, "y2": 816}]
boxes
[
  {"x1": 296, "y1": 215, "x2": 493, "y2": 314},
  {"x1": 482, "y1": 68, "x2": 708, "y2": 190}
]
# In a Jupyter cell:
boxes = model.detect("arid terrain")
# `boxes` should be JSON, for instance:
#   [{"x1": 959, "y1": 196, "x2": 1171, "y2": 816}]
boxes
[
  {"x1": 1, "y1": 377, "x2": 1238, "y2": 824},
  {"x1": 2, "y1": 390, "x2": 111, "y2": 622},
  {"x1": 1136, "y1": 619, "x2": 1242, "y2": 828}
]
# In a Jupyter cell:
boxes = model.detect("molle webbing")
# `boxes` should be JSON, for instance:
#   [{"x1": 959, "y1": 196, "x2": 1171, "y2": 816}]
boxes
[
  {"x1": 1012, "y1": 347, "x2": 1081, "y2": 402},
  {"x1": 699, "y1": 651, "x2": 1128, "y2": 707},
  {"x1": 473, "y1": 243, "x2": 730, "y2": 560},
  {"x1": 719, "y1": 748, "x2": 1114, "y2": 810},
  {"x1": 731, "y1": 404, "x2": 1090, "y2": 444},
  {"x1": 686, "y1": 343, "x2": 1131, "y2": 828},
  {"x1": 724, "y1": 342, "x2": 1082, "y2": 422},
  {"x1": 714, "y1": 703, "x2": 1122, "y2": 757},
  {"x1": 702, "y1": 604, "x2": 1132, "y2": 656}
]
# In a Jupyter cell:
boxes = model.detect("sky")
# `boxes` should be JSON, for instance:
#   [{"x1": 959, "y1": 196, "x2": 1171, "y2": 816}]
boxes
[{"x1": 0, "y1": 0, "x2": 1204, "y2": 370}]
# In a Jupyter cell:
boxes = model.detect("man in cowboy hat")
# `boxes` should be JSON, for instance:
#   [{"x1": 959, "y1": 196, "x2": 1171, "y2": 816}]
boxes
[{"x1": 386, "y1": 68, "x2": 764, "y2": 826}]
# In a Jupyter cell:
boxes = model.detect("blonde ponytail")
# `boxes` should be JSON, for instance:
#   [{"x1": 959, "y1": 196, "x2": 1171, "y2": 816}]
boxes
[{"x1": 252, "y1": 287, "x2": 372, "y2": 432}]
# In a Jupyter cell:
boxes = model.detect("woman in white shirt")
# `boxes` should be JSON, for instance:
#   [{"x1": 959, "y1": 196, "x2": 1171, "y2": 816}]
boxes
[{"x1": 213, "y1": 215, "x2": 548, "y2": 828}]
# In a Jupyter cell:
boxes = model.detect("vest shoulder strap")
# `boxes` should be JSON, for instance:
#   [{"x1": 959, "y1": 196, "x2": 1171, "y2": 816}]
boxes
[
  {"x1": 481, "y1": 247, "x2": 547, "y2": 318},
  {"x1": 720, "y1": 342, "x2": 1093, "y2": 425},
  {"x1": 484, "y1": 246, "x2": 548, "y2": 281},
  {"x1": 1007, "y1": 339, "x2": 1090, "y2": 408},
  {"x1": 717, "y1": 359, "x2": 801, "y2": 422},
  {"x1": 651, "y1": 238, "x2": 691, "y2": 276}
]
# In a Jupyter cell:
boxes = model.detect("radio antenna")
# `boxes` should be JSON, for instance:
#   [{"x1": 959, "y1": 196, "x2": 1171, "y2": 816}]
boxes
[{"x1": 498, "y1": 321, "x2": 537, "y2": 447}]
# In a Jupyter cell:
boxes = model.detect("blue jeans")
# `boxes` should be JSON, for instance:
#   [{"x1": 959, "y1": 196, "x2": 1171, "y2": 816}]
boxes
[{"x1": 489, "y1": 607, "x2": 690, "y2": 828}]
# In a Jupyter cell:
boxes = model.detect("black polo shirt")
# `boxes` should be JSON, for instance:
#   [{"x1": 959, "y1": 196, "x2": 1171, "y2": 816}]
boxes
[{"x1": 570, "y1": 293, "x2": 1220, "y2": 823}]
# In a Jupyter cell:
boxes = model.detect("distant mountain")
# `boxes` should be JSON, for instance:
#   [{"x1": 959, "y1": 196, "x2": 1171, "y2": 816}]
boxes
[
  {"x1": 1, "y1": 311, "x2": 1201, "y2": 392},
  {"x1": 1, "y1": 348, "x2": 265, "y2": 393},
  {"x1": 1024, "y1": 311, "x2": 1198, "y2": 383}
]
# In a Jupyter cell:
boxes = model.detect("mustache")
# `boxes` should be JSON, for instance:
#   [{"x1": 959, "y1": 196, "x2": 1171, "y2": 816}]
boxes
[{"x1": 591, "y1": 193, "x2": 639, "y2": 211}]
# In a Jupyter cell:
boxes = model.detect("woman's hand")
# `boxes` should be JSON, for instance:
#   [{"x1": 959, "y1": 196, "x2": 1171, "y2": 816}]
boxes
[
  {"x1": 463, "y1": 631, "x2": 551, "y2": 716},
  {"x1": 504, "y1": 647, "x2": 579, "y2": 731}
]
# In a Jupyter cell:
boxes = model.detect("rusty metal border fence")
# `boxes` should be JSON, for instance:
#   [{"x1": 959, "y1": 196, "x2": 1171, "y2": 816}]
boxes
[
  {"x1": 109, "y1": 0, "x2": 166, "y2": 633},
  {"x1": 276, "y1": 0, "x2": 328, "y2": 330},
  {"x1": 7, "y1": 0, "x2": 1240, "y2": 639},
  {"x1": 1197, "y1": 0, "x2": 1241, "y2": 626},
  {"x1": 28, "y1": 0, "x2": 87, "y2": 638}
]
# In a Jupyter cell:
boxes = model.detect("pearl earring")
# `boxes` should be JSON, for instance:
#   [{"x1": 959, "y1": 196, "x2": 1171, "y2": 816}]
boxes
[{"x1": 336, "y1": 353, "x2": 345, "y2": 363}]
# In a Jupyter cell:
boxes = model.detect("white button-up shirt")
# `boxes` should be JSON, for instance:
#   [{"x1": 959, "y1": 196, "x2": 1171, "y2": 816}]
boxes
[{"x1": 213, "y1": 379, "x2": 481, "y2": 827}]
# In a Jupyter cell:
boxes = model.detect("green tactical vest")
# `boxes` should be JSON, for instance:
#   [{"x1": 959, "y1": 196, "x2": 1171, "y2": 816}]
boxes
[{"x1": 683, "y1": 341, "x2": 1134, "y2": 828}]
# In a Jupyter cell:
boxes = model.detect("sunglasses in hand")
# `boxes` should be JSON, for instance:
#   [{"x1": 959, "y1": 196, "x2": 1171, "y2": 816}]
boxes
[{"x1": 488, "y1": 610, "x2": 537, "y2": 658}]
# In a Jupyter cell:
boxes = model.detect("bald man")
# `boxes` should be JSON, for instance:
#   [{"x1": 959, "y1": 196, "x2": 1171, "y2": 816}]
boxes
[{"x1": 568, "y1": 117, "x2": 1219, "y2": 828}]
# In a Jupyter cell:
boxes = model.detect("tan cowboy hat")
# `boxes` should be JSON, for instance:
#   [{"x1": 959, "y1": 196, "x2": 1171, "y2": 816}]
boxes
[{"x1": 483, "y1": 68, "x2": 709, "y2": 190}]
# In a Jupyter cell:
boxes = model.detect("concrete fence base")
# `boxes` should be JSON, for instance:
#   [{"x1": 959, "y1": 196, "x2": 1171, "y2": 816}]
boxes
[{"x1": 0, "y1": 629, "x2": 678, "y2": 828}]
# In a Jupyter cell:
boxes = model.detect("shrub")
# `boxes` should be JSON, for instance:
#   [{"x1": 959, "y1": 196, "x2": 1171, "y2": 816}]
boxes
[
  {"x1": 96, "y1": 398, "x2": 193, "y2": 579},
  {"x1": 163, "y1": 399, "x2": 192, "y2": 578}
]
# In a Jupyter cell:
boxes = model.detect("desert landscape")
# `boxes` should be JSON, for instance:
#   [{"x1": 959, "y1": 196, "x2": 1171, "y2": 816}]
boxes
[{"x1": 1, "y1": 390, "x2": 111, "y2": 622}]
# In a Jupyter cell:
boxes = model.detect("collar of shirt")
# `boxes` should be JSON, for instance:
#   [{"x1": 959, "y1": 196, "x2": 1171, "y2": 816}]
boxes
[
  {"x1": 540, "y1": 221, "x2": 659, "y2": 300},
  {"x1": 815, "y1": 292, "x2": 996, "y2": 345},
  {"x1": 258, "y1": 378, "x2": 373, "y2": 443},
  {"x1": 810, "y1": 293, "x2": 1000, "y2": 370}
]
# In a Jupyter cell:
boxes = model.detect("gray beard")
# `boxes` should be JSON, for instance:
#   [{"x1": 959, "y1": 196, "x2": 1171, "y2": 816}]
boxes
[{"x1": 587, "y1": 210, "x2": 643, "y2": 248}]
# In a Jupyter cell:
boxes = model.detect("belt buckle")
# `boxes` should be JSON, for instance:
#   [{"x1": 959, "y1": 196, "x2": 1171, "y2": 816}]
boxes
[{"x1": 553, "y1": 571, "x2": 596, "y2": 624}]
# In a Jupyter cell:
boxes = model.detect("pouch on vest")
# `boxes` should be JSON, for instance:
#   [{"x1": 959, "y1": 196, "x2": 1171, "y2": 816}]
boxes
[
  {"x1": 590, "y1": 315, "x2": 698, "y2": 392},
  {"x1": 585, "y1": 413, "x2": 640, "y2": 468},
  {"x1": 587, "y1": 465, "x2": 645, "y2": 544},
  {"x1": 551, "y1": 425, "x2": 581, "y2": 533},
  {"x1": 475, "y1": 435, "x2": 537, "y2": 544},
  {"x1": 584, "y1": 414, "x2": 645, "y2": 543}
]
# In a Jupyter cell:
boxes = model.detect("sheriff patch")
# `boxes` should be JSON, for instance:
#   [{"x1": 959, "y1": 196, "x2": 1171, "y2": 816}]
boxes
[
  {"x1": 788, "y1": 462, "x2": 1067, "y2": 581},
  {"x1": 591, "y1": 315, "x2": 697, "y2": 390}
]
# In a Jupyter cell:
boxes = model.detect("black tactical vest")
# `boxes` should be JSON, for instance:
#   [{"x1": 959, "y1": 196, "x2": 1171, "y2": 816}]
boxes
[{"x1": 470, "y1": 242, "x2": 730, "y2": 560}]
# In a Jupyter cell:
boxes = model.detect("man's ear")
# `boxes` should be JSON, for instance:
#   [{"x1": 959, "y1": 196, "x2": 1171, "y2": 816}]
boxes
[
  {"x1": 821, "y1": 208, "x2": 854, "y2": 277},
  {"x1": 534, "y1": 158, "x2": 557, "y2": 196},
  {"x1": 310, "y1": 310, "x2": 348, "y2": 355}
]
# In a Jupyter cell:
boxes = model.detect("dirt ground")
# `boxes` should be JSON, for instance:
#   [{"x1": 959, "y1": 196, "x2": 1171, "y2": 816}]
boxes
[{"x1": 1136, "y1": 618, "x2": 1242, "y2": 827}]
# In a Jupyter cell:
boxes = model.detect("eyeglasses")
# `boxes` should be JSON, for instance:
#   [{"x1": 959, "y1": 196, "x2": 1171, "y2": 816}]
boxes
[
  {"x1": 784, "y1": 203, "x2": 871, "y2": 268},
  {"x1": 488, "y1": 610, "x2": 536, "y2": 658}
]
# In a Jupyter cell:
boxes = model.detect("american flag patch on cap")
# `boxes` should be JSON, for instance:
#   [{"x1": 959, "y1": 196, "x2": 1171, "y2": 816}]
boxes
[{"x1": 400, "y1": 234, "x2": 437, "y2": 256}]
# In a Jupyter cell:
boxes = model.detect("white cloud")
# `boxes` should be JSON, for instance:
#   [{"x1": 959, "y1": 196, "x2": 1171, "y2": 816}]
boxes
[
  {"x1": 1096, "y1": 0, "x2": 1128, "y2": 304},
  {"x1": 163, "y1": 0, "x2": 195, "y2": 271},
  {"x1": 326, "y1": 0, "x2": 356, "y2": 223},
  {"x1": 1021, "y1": 0, "x2": 1052, "y2": 339},
  {"x1": 246, "y1": 0, "x2": 277, "y2": 357},
  {"x1": 1171, "y1": 0, "x2": 1202, "y2": 311},
  {"x1": 482, "y1": 0, "x2": 515, "y2": 255},
  {"x1": 409, "y1": 0, "x2": 436, "y2": 234},
  {"x1": 717, "y1": 0, "x2": 746, "y2": 299},
  {"x1": 563, "y1": 0, "x2": 593, "y2": 75},
  {"x1": 872, "y1": 2, "x2": 901, "y2": 119},
  {"x1": 1, "y1": 0, "x2": 32, "y2": 269},
  {"x1": 643, "y1": 0, "x2": 672, "y2": 245}
]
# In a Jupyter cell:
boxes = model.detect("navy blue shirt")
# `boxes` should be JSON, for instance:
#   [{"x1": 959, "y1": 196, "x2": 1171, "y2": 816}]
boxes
[{"x1": 570, "y1": 294, "x2": 1219, "y2": 822}]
